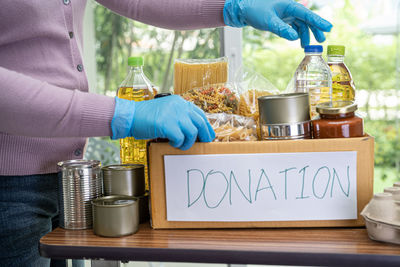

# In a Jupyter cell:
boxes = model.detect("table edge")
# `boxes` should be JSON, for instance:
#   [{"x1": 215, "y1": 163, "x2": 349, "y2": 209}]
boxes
[{"x1": 39, "y1": 243, "x2": 400, "y2": 267}]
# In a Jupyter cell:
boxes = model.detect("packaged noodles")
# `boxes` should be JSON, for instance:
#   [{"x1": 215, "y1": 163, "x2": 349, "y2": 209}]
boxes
[
  {"x1": 174, "y1": 57, "x2": 228, "y2": 95},
  {"x1": 238, "y1": 89, "x2": 273, "y2": 122},
  {"x1": 206, "y1": 113, "x2": 257, "y2": 142},
  {"x1": 234, "y1": 66, "x2": 279, "y2": 122},
  {"x1": 181, "y1": 84, "x2": 238, "y2": 114}
]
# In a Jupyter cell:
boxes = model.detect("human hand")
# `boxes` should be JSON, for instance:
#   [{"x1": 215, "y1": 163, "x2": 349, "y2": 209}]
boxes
[
  {"x1": 111, "y1": 95, "x2": 215, "y2": 150},
  {"x1": 223, "y1": 0, "x2": 333, "y2": 47}
]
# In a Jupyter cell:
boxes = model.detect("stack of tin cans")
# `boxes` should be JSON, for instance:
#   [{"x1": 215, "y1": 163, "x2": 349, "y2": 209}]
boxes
[
  {"x1": 91, "y1": 164, "x2": 147, "y2": 237},
  {"x1": 102, "y1": 164, "x2": 149, "y2": 223},
  {"x1": 57, "y1": 160, "x2": 148, "y2": 237}
]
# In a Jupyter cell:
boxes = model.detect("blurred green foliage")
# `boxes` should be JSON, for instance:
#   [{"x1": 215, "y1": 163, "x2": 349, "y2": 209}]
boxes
[
  {"x1": 365, "y1": 120, "x2": 400, "y2": 169},
  {"x1": 374, "y1": 167, "x2": 400, "y2": 193}
]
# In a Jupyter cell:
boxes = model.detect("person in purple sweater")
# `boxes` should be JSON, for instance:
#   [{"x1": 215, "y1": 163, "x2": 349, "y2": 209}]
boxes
[{"x1": 0, "y1": 0, "x2": 331, "y2": 266}]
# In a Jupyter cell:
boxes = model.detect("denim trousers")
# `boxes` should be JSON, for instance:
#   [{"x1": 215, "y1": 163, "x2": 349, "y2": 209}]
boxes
[{"x1": 0, "y1": 173, "x2": 83, "y2": 267}]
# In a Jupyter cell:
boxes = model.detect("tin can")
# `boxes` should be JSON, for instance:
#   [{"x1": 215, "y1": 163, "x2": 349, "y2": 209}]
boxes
[
  {"x1": 102, "y1": 164, "x2": 145, "y2": 197},
  {"x1": 57, "y1": 159, "x2": 103, "y2": 229},
  {"x1": 92, "y1": 196, "x2": 139, "y2": 237},
  {"x1": 258, "y1": 93, "x2": 311, "y2": 140}
]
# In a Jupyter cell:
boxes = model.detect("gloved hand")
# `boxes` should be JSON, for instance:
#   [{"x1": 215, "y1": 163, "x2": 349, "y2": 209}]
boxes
[
  {"x1": 223, "y1": 0, "x2": 333, "y2": 47},
  {"x1": 111, "y1": 95, "x2": 216, "y2": 150}
]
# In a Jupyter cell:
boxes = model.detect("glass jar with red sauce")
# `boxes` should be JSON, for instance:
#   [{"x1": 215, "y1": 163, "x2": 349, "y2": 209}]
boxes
[{"x1": 312, "y1": 101, "x2": 364, "y2": 138}]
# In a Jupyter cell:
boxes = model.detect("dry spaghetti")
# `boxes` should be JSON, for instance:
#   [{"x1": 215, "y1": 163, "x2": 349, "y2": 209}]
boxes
[{"x1": 173, "y1": 58, "x2": 228, "y2": 95}]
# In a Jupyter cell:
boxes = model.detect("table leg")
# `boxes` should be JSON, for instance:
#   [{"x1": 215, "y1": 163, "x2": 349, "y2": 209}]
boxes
[{"x1": 91, "y1": 260, "x2": 121, "y2": 267}]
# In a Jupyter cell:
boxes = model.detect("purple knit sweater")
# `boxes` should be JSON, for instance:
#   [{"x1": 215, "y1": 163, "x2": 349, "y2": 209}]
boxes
[{"x1": 0, "y1": 0, "x2": 225, "y2": 175}]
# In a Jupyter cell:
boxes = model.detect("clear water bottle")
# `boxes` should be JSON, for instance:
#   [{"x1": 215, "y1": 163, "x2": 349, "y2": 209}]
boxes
[{"x1": 294, "y1": 45, "x2": 332, "y2": 118}]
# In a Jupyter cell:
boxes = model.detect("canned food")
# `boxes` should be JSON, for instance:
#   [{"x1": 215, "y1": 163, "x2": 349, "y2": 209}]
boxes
[
  {"x1": 258, "y1": 93, "x2": 311, "y2": 140},
  {"x1": 102, "y1": 164, "x2": 145, "y2": 197},
  {"x1": 57, "y1": 159, "x2": 103, "y2": 229},
  {"x1": 92, "y1": 196, "x2": 139, "y2": 237}
]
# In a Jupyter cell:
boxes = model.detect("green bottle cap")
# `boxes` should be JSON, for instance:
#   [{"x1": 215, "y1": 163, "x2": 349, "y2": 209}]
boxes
[
  {"x1": 128, "y1": 57, "x2": 144, "y2": 67},
  {"x1": 327, "y1": 45, "x2": 345, "y2": 56}
]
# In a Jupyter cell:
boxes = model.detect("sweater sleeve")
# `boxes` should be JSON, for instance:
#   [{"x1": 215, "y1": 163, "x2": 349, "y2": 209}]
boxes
[
  {"x1": 0, "y1": 66, "x2": 115, "y2": 138},
  {"x1": 95, "y1": 0, "x2": 226, "y2": 30}
]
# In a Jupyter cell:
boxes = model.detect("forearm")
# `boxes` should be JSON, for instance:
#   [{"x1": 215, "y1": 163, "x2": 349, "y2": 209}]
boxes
[
  {"x1": 0, "y1": 67, "x2": 115, "y2": 138},
  {"x1": 95, "y1": 0, "x2": 226, "y2": 30}
]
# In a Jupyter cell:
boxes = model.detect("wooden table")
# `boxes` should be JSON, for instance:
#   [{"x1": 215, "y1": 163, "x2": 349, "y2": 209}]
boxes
[{"x1": 40, "y1": 223, "x2": 400, "y2": 267}]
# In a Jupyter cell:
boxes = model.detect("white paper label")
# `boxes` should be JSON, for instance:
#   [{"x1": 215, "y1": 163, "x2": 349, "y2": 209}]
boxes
[{"x1": 164, "y1": 151, "x2": 357, "y2": 222}]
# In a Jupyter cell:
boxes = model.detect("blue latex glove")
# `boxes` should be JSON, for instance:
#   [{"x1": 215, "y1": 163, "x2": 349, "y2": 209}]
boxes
[
  {"x1": 223, "y1": 0, "x2": 333, "y2": 47},
  {"x1": 111, "y1": 95, "x2": 216, "y2": 150}
]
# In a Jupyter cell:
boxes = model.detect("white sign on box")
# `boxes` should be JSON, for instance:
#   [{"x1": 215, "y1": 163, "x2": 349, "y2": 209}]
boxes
[{"x1": 164, "y1": 151, "x2": 357, "y2": 222}]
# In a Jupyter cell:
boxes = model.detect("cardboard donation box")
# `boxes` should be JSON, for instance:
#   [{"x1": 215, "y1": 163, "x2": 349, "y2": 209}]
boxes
[{"x1": 148, "y1": 136, "x2": 374, "y2": 229}]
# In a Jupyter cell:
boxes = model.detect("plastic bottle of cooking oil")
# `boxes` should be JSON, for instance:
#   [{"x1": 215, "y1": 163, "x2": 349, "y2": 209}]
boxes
[
  {"x1": 327, "y1": 45, "x2": 355, "y2": 101},
  {"x1": 294, "y1": 45, "x2": 332, "y2": 118},
  {"x1": 117, "y1": 56, "x2": 153, "y2": 191}
]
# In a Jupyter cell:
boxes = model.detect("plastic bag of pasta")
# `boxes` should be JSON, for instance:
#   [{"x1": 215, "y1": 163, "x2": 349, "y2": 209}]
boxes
[
  {"x1": 206, "y1": 113, "x2": 257, "y2": 142},
  {"x1": 181, "y1": 83, "x2": 239, "y2": 114},
  {"x1": 173, "y1": 57, "x2": 228, "y2": 95},
  {"x1": 234, "y1": 66, "x2": 279, "y2": 122}
]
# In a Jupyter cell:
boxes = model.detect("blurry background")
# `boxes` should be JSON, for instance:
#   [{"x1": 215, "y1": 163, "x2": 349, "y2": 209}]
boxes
[{"x1": 83, "y1": 0, "x2": 400, "y2": 196}]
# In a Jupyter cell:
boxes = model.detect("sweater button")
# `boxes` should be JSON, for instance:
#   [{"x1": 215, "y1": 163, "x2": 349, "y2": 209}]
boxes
[
  {"x1": 74, "y1": 148, "x2": 82, "y2": 156},
  {"x1": 77, "y1": 64, "x2": 83, "y2": 72},
  {"x1": 63, "y1": 0, "x2": 70, "y2": 5},
  {"x1": 69, "y1": 32, "x2": 74, "y2": 39}
]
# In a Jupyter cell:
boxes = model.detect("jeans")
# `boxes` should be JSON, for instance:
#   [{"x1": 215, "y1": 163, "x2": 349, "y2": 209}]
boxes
[{"x1": 0, "y1": 173, "x2": 83, "y2": 267}]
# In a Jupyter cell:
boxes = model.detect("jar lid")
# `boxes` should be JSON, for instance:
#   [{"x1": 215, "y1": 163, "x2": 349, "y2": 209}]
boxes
[{"x1": 316, "y1": 101, "x2": 357, "y2": 115}]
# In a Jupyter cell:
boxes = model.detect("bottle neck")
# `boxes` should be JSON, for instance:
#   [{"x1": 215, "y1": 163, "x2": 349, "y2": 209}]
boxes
[
  {"x1": 129, "y1": 65, "x2": 144, "y2": 73},
  {"x1": 305, "y1": 52, "x2": 322, "y2": 56},
  {"x1": 119, "y1": 65, "x2": 151, "y2": 89},
  {"x1": 327, "y1": 55, "x2": 344, "y2": 63}
]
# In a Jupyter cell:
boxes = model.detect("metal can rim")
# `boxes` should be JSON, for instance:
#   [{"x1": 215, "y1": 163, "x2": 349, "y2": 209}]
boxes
[
  {"x1": 57, "y1": 159, "x2": 101, "y2": 169},
  {"x1": 258, "y1": 92, "x2": 308, "y2": 102},
  {"x1": 261, "y1": 120, "x2": 311, "y2": 127},
  {"x1": 91, "y1": 195, "x2": 138, "y2": 208},
  {"x1": 102, "y1": 164, "x2": 144, "y2": 172}
]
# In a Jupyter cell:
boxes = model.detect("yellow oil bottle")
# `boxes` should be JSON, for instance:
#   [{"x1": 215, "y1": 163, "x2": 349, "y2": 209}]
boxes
[
  {"x1": 327, "y1": 45, "x2": 355, "y2": 101},
  {"x1": 117, "y1": 57, "x2": 153, "y2": 191}
]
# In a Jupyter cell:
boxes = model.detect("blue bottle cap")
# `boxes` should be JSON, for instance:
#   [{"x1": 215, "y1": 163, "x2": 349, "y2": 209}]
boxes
[{"x1": 304, "y1": 45, "x2": 323, "y2": 53}]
